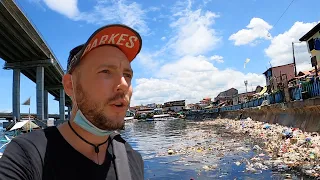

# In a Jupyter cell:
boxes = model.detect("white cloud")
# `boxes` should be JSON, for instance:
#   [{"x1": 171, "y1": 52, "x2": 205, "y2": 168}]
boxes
[
  {"x1": 131, "y1": 55, "x2": 265, "y2": 106},
  {"x1": 35, "y1": 0, "x2": 266, "y2": 106},
  {"x1": 161, "y1": 36, "x2": 166, "y2": 41},
  {"x1": 146, "y1": 6, "x2": 160, "y2": 12},
  {"x1": 76, "y1": 0, "x2": 149, "y2": 34},
  {"x1": 37, "y1": 0, "x2": 150, "y2": 35},
  {"x1": 129, "y1": 2, "x2": 265, "y2": 106},
  {"x1": 170, "y1": 9, "x2": 221, "y2": 56},
  {"x1": 136, "y1": 52, "x2": 159, "y2": 70},
  {"x1": 229, "y1": 17, "x2": 272, "y2": 46},
  {"x1": 265, "y1": 21, "x2": 318, "y2": 72},
  {"x1": 43, "y1": 0, "x2": 79, "y2": 18},
  {"x1": 209, "y1": 55, "x2": 224, "y2": 63}
]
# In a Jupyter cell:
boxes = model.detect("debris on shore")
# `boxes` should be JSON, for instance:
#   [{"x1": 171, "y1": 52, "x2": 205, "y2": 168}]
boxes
[
  {"x1": 201, "y1": 118, "x2": 320, "y2": 178},
  {"x1": 154, "y1": 118, "x2": 320, "y2": 178}
]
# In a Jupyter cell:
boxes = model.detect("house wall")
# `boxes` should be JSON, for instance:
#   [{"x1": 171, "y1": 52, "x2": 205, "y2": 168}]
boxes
[
  {"x1": 233, "y1": 96, "x2": 239, "y2": 105},
  {"x1": 306, "y1": 31, "x2": 320, "y2": 68},
  {"x1": 215, "y1": 88, "x2": 238, "y2": 102},
  {"x1": 164, "y1": 106, "x2": 184, "y2": 112},
  {"x1": 272, "y1": 64, "x2": 295, "y2": 82}
]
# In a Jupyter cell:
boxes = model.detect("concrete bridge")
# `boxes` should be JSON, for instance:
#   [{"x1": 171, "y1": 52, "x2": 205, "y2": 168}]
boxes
[
  {"x1": 0, "y1": 112, "x2": 66, "y2": 121},
  {"x1": 0, "y1": 0, "x2": 71, "y2": 121}
]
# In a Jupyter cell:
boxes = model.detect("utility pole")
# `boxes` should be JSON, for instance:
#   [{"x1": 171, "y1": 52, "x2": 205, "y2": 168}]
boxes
[
  {"x1": 292, "y1": 42, "x2": 297, "y2": 77},
  {"x1": 244, "y1": 80, "x2": 248, "y2": 102},
  {"x1": 244, "y1": 80, "x2": 248, "y2": 93}
]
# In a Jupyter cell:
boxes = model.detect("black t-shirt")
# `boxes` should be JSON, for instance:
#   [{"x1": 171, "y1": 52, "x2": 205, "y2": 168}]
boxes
[{"x1": 0, "y1": 127, "x2": 144, "y2": 180}]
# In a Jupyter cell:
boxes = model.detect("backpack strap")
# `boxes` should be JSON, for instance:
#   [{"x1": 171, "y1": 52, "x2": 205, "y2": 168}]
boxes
[{"x1": 110, "y1": 133, "x2": 132, "y2": 180}]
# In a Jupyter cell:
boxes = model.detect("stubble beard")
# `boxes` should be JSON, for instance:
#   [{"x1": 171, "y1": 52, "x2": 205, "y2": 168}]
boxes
[{"x1": 75, "y1": 82, "x2": 126, "y2": 131}]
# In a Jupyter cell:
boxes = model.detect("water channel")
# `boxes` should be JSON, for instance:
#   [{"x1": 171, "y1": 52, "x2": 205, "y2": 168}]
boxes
[{"x1": 122, "y1": 119, "x2": 308, "y2": 180}]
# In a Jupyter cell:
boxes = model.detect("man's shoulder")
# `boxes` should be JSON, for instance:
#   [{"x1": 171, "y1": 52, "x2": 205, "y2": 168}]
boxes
[
  {"x1": 122, "y1": 138, "x2": 144, "y2": 179},
  {"x1": 124, "y1": 141, "x2": 142, "y2": 160},
  {"x1": 13, "y1": 126, "x2": 57, "y2": 145},
  {"x1": 0, "y1": 128, "x2": 57, "y2": 180},
  {"x1": 13, "y1": 129, "x2": 46, "y2": 145},
  {"x1": 113, "y1": 134, "x2": 142, "y2": 161},
  {"x1": 11, "y1": 126, "x2": 58, "y2": 156}
]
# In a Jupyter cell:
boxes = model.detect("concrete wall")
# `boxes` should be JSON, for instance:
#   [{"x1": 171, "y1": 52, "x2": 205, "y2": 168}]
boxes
[{"x1": 219, "y1": 97, "x2": 320, "y2": 133}]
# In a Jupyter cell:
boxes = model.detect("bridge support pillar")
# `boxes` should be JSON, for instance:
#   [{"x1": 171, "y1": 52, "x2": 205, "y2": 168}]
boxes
[
  {"x1": 59, "y1": 88, "x2": 65, "y2": 121},
  {"x1": 44, "y1": 90, "x2": 48, "y2": 120},
  {"x1": 12, "y1": 69, "x2": 20, "y2": 121},
  {"x1": 36, "y1": 66, "x2": 44, "y2": 120}
]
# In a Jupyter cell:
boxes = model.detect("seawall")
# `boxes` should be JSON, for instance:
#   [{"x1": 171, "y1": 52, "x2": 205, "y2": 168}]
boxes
[{"x1": 219, "y1": 97, "x2": 320, "y2": 133}]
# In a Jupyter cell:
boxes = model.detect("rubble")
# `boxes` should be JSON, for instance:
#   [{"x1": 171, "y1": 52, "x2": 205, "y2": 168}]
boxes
[
  {"x1": 146, "y1": 117, "x2": 319, "y2": 178},
  {"x1": 201, "y1": 118, "x2": 320, "y2": 178}
]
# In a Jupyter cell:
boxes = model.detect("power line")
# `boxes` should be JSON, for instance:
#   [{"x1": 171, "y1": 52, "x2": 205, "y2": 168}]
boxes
[{"x1": 273, "y1": 0, "x2": 295, "y2": 29}]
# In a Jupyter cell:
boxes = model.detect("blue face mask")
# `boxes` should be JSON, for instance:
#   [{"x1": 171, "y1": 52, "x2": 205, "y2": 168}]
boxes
[
  {"x1": 71, "y1": 75, "x2": 114, "y2": 137},
  {"x1": 73, "y1": 110, "x2": 114, "y2": 136}
]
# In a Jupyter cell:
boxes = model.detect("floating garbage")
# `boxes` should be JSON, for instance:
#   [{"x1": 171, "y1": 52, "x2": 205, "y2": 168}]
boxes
[
  {"x1": 168, "y1": 149, "x2": 174, "y2": 155},
  {"x1": 196, "y1": 118, "x2": 320, "y2": 178},
  {"x1": 153, "y1": 117, "x2": 320, "y2": 178},
  {"x1": 253, "y1": 145, "x2": 262, "y2": 151}
]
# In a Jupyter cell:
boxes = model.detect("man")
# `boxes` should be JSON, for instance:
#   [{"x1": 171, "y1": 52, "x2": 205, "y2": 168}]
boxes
[{"x1": 0, "y1": 24, "x2": 144, "y2": 180}]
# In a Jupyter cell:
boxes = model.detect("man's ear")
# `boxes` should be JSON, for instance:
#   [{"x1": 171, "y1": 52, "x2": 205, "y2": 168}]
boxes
[{"x1": 62, "y1": 74, "x2": 74, "y2": 98}]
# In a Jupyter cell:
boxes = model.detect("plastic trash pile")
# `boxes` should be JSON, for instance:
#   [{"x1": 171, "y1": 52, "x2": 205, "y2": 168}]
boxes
[
  {"x1": 154, "y1": 126, "x2": 254, "y2": 173},
  {"x1": 203, "y1": 118, "x2": 320, "y2": 178}
]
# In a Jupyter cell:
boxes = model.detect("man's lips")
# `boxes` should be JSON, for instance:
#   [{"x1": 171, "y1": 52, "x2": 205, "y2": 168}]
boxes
[{"x1": 110, "y1": 99, "x2": 129, "y2": 108}]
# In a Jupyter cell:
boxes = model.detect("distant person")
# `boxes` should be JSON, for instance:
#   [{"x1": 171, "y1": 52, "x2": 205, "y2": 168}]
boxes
[{"x1": 0, "y1": 24, "x2": 144, "y2": 180}]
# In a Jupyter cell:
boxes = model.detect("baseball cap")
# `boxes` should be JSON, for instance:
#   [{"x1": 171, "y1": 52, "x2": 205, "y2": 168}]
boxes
[{"x1": 67, "y1": 24, "x2": 142, "y2": 74}]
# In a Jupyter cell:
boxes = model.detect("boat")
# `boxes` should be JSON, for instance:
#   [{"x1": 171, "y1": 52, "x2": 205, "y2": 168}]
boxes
[
  {"x1": 124, "y1": 117, "x2": 134, "y2": 121},
  {"x1": 134, "y1": 108, "x2": 154, "y2": 120},
  {"x1": 153, "y1": 114, "x2": 171, "y2": 118},
  {"x1": 8, "y1": 120, "x2": 40, "y2": 134},
  {"x1": 146, "y1": 118, "x2": 154, "y2": 121},
  {"x1": 0, "y1": 120, "x2": 40, "y2": 158},
  {"x1": 0, "y1": 135, "x2": 12, "y2": 158}
]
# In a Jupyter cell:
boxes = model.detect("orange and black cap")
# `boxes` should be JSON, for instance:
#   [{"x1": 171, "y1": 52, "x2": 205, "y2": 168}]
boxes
[{"x1": 67, "y1": 24, "x2": 142, "y2": 74}]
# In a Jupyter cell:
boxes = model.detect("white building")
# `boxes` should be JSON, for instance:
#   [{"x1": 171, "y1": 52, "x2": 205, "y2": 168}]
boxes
[{"x1": 163, "y1": 100, "x2": 185, "y2": 112}]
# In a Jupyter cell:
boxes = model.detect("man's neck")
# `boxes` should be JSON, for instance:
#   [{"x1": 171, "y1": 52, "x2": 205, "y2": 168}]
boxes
[
  {"x1": 65, "y1": 108, "x2": 109, "y2": 145},
  {"x1": 58, "y1": 120, "x2": 109, "y2": 165},
  {"x1": 67, "y1": 120, "x2": 109, "y2": 145}
]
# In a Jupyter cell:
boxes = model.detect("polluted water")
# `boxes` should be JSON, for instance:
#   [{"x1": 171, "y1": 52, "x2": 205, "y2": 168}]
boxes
[{"x1": 121, "y1": 118, "x2": 318, "y2": 179}]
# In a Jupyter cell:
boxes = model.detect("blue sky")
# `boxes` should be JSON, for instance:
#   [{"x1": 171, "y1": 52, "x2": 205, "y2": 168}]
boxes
[{"x1": 0, "y1": 0, "x2": 319, "y2": 114}]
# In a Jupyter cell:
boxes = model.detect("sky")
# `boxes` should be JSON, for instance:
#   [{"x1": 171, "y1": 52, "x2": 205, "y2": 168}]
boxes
[{"x1": 0, "y1": 0, "x2": 319, "y2": 114}]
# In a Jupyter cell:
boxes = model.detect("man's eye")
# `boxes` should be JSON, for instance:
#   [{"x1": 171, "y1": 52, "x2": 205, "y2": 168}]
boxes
[
  {"x1": 100, "y1": 70, "x2": 110, "y2": 73},
  {"x1": 124, "y1": 73, "x2": 132, "y2": 78}
]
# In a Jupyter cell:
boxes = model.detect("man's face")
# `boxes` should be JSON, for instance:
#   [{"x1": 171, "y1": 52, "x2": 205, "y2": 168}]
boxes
[{"x1": 71, "y1": 46, "x2": 133, "y2": 130}]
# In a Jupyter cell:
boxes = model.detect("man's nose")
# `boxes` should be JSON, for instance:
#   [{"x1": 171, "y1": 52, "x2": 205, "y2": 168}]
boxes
[{"x1": 115, "y1": 76, "x2": 129, "y2": 92}]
